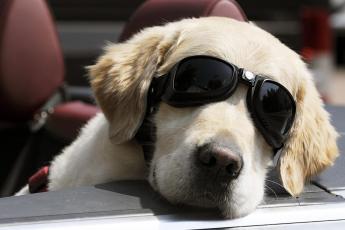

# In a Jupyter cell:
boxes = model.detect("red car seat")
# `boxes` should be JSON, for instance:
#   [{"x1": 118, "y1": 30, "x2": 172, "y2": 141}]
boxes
[
  {"x1": 0, "y1": 0, "x2": 64, "y2": 121},
  {"x1": 0, "y1": 0, "x2": 99, "y2": 195},
  {"x1": 0, "y1": 0, "x2": 100, "y2": 134},
  {"x1": 120, "y1": 0, "x2": 247, "y2": 41}
]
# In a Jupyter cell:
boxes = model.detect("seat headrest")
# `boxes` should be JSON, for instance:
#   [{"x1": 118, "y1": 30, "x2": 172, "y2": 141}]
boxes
[
  {"x1": 119, "y1": 0, "x2": 247, "y2": 42},
  {"x1": 0, "y1": 0, "x2": 64, "y2": 122}
]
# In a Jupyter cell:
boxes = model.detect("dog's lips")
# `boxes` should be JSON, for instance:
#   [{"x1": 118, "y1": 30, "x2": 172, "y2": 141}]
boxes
[
  {"x1": 193, "y1": 191, "x2": 256, "y2": 219},
  {"x1": 182, "y1": 183, "x2": 233, "y2": 207},
  {"x1": 151, "y1": 163, "x2": 256, "y2": 219},
  {"x1": 180, "y1": 188, "x2": 249, "y2": 218},
  {"x1": 149, "y1": 161, "x2": 159, "y2": 191}
]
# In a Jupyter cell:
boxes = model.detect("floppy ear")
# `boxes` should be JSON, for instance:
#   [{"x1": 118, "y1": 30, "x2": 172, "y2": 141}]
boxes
[
  {"x1": 88, "y1": 26, "x2": 179, "y2": 144},
  {"x1": 278, "y1": 75, "x2": 339, "y2": 196}
]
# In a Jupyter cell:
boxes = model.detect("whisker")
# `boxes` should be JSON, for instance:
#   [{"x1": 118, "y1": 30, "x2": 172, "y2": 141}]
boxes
[
  {"x1": 265, "y1": 185, "x2": 278, "y2": 199},
  {"x1": 265, "y1": 179, "x2": 285, "y2": 190}
]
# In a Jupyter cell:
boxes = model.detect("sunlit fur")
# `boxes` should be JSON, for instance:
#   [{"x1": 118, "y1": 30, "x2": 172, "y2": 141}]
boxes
[{"x1": 17, "y1": 17, "x2": 338, "y2": 218}]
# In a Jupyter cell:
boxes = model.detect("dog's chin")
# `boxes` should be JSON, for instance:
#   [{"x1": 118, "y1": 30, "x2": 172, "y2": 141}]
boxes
[
  {"x1": 182, "y1": 189, "x2": 259, "y2": 219},
  {"x1": 149, "y1": 176, "x2": 259, "y2": 219},
  {"x1": 218, "y1": 202, "x2": 257, "y2": 219},
  {"x1": 148, "y1": 167, "x2": 262, "y2": 219}
]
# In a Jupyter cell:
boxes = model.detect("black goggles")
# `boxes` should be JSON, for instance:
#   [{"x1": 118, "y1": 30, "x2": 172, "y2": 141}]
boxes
[{"x1": 148, "y1": 56, "x2": 296, "y2": 151}]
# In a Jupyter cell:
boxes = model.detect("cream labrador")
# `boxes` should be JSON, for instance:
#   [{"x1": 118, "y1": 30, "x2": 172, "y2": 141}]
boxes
[{"x1": 17, "y1": 17, "x2": 339, "y2": 218}]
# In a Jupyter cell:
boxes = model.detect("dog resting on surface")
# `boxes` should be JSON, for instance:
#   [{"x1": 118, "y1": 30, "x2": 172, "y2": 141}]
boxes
[{"x1": 17, "y1": 17, "x2": 338, "y2": 218}]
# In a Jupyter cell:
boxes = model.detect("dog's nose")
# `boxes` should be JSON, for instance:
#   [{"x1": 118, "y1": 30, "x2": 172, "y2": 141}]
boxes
[{"x1": 197, "y1": 144, "x2": 243, "y2": 179}]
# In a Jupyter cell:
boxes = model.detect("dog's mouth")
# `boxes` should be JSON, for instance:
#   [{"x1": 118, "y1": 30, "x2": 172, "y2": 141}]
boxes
[
  {"x1": 186, "y1": 184, "x2": 232, "y2": 206},
  {"x1": 152, "y1": 171, "x2": 257, "y2": 218},
  {"x1": 189, "y1": 181, "x2": 261, "y2": 219},
  {"x1": 178, "y1": 183, "x2": 250, "y2": 219},
  {"x1": 151, "y1": 163, "x2": 245, "y2": 217},
  {"x1": 190, "y1": 168, "x2": 234, "y2": 200},
  {"x1": 151, "y1": 161, "x2": 159, "y2": 189},
  {"x1": 148, "y1": 145, "x2": 260, "y2": 218}
]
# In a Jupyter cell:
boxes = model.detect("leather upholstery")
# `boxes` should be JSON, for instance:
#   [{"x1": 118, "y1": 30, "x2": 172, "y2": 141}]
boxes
[
  {"x1": 119, "y1": 0, "x2": 247, "y2": 41},
  {"x1": 46, "y1": 102, "x2": 100, "y2": 140},
  {"x1": 0, "y1": 0, "x2": 64, "y2": 121}
]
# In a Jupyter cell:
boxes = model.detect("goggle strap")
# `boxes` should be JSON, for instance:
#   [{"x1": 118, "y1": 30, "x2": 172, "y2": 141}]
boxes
[
  {"x1": 135, "y1": 75, "x2": 169, "y2": 165},
  {"x1": 149, "y1": 75, "x2": 168, "y2": 106}
]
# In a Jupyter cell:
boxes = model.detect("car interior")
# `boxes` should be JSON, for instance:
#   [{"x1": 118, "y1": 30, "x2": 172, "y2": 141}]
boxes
[{"x1": 0, "y1": 0, "x2": 344, "y2": 229}]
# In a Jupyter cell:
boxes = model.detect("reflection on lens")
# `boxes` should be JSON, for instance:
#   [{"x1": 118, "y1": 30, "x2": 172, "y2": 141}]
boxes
[
  {"x1": 174, "y1": 58, "x2": 235, "y2": 93},
  {"x1": 258, "y1": 81, "x2": 294, "y2": 135}
]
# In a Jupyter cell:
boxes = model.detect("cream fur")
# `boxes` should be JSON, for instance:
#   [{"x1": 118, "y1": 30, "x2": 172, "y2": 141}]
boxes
[{"x1": 16, "y1": 17, "x2": 338, "y2": 219}]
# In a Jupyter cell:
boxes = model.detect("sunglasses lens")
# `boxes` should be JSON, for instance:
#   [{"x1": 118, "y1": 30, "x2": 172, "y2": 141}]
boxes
[
  {"x1": 256, "y1": 81, "x2": 295, "y2": 136},
  {"x1": 174, "y1": 57, "x2": 236, "y2": 93}
]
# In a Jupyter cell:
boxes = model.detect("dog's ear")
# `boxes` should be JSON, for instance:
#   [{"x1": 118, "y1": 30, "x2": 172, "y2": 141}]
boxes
[
  {"x1": 89, "y1": 27, "x2": 179, "y2": 144},
  {"x1": 278, "y1": 76, "x2": 339, "y2": 197}
]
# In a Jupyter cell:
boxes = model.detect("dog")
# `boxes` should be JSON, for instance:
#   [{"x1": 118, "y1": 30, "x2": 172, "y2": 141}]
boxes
[{"x1": 17, "y1": 17, "x2": 339, "y2": 219}]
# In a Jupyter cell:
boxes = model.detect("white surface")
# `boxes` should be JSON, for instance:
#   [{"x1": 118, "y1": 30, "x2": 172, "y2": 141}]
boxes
[
  {"x1": 0, "y1": 214, "x2": 159, "y2": 230},
  {"x1": 1, "y1": 202, "x2": 345, "y2": 230},
  {"x1": 158, "y1": 202, "x2": 345, "y2": 229}
]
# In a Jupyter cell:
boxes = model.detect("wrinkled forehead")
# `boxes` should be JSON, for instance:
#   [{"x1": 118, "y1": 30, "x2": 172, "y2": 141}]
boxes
[{"x1": 159, "y1": 17, "x2": 307, "y2": 96}]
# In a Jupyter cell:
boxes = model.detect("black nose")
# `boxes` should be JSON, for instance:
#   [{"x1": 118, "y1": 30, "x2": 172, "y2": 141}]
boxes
[{"x1": 196, "y1": 144, "x2": 243, "y2": 179}]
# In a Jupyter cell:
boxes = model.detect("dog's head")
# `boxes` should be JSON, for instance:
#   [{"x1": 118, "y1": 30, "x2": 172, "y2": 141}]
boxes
[{"x1": 89, "y1": 17, "x2": 338, "y2": 218}]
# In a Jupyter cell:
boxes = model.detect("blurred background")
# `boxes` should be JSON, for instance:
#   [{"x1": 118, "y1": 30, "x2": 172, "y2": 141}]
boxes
[
  {"x1": 48, "y1": 0, "x2": 345, "y2": 104},
  {"x1": 1, "y1": 0, "x2": 345, "y2": 196}
]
